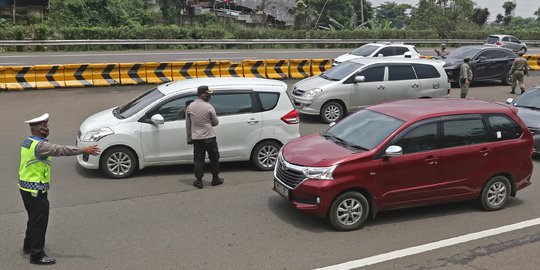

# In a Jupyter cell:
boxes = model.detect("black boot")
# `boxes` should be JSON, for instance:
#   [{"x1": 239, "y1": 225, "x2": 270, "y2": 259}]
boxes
[
  {"x1": 193, "y1": 177, "x2": 203, "y2": 189},
  {"x1": 211, "y1": 175, "x2": 224, "y2": 186}
]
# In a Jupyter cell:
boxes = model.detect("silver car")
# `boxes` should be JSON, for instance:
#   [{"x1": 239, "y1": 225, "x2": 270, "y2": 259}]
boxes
[
  {"x1": 76, "y1": 78, "x2": 300, "y2": 178},
  {"x1": 484, "y1": 34, "x2": 527, "y2": 53},
  {"x1": 291, "y1": 58, "x2": 450, "y2": 123}
]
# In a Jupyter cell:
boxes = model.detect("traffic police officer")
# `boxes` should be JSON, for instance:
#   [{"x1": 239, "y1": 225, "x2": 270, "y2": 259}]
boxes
[
  {"x1": 19, "y1": 113, "x2": 100, "y2": 265},
  {"x1": 510, "y1": 51, "x2": 529, "y2": 94}
]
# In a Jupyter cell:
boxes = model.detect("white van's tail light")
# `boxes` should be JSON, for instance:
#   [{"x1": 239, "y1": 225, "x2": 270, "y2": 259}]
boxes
[{"x1": 281, "y1": 109, "x2": 299, "y2": 124}]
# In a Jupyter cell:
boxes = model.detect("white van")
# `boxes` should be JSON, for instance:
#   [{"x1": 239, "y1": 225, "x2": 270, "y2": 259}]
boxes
[
  {"x1": 76, "y1": 78, "x2": 300, "y2": 178},
  {"x1": 291, "y1": 58, "x2": 450, "y2": 123}
]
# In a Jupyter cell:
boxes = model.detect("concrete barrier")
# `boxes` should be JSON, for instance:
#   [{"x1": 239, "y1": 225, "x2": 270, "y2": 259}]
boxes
[
  {"x1": 172, "y1": 61, "x2": 197, "y2": 80},
  {"x1": 91, "y1": 63, "x2": 120, "y2": 86},
  {"x1": 146, "y1": 62, "x2": 173, "y2": 84},
  {"x1": 265, "y1": 59, "x2": 289, "y2": 79},
  {"x1": 119, "y1": 63, "x2": 146, "y2": 85},
  {"x1": 0, "y1": 66, "x2": 5, "y2": 90},
  {"x1": 242, "y1": 60, "x2": 266, "y2": 78},
  {"x1": 5, "y1": 66, "x2": 36, "y2": 90},
  {"x1": 35, "y1": 65, "x2": 65, "y2": 89},
  {"x1": 195, "y1": 61, "x2": 220, "y2": 78},
  {"x1": 219, "y1": 61, "x2": 243, "y2": 77},
  {"x1": 311, "y1": 59, "x2": 332, "y2": 76},
  {"x1": 289, "y1": 59, "x2": 311, "y2": 79},
  {"x1": 525, "y1": 55, "x2": 540, "y2": 70},
  {"x1": 64, "y1": 64, "x2": 93, "y2": 88}
]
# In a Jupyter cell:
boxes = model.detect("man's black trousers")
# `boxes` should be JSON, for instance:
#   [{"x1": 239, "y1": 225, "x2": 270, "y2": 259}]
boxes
[
  {"x1": 193, "y1": 137, "x2": 220, "y2": 179},
  {"x1": 20, "y1": 189, "x2": 49, "y2": 259}
]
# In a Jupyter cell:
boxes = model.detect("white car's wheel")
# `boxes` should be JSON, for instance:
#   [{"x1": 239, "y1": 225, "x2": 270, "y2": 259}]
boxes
[
  {"x1": 251, "y1": 141, "x2": 281, "y2": 171},
  {"x1": 100, "y1": 146, "x2": 137, "y2": 179}
]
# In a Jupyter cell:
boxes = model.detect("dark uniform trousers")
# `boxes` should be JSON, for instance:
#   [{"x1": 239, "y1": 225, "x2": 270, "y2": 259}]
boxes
[
  {"x1": 193, "y1": 137, "x2": 220, "y2": 178},
  {"x1": 20, "y1": 189, "x2": 49, "y2": 259}
]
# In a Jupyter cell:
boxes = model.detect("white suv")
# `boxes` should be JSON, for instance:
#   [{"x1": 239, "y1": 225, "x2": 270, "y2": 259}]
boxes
[
  {"x1": 76, "y1": 78, "x2": 300, "y2": 178},
  {"x1": 333, "y1": 42, "x2": 421, "y2": 66}
]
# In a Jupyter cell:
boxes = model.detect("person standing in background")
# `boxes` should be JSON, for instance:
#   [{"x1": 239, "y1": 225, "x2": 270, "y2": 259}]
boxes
[
  {"x1": 510, "y1": 51, "x2": 529, "y2": 94},
  {"x1": 459, "y1": 57, "x2": 473, "y2": 98}
]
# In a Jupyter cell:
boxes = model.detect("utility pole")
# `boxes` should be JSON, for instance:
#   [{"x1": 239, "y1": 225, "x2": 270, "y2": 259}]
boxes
[
  {"x1": 314, "y1": 0, "x2": 330, "y2": 29},
  {"x1": 360, "y1": 0, "x2": 364, "y2": 25}
]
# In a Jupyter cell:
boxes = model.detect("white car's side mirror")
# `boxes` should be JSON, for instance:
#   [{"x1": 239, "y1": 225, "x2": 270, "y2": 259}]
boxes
[{"x1": 150, "y1": 114, "x2": 165, "y2": 125}]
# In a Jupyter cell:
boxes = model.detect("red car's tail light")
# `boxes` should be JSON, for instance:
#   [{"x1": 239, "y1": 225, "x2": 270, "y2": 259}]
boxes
[{"x1": 281, "y1": 109, "x2": 299, "y2": 124}]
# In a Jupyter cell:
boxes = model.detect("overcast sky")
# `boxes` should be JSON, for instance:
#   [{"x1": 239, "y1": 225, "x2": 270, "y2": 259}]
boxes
[{"x1": 368, "y1": 0, "x2": 539, "y2": 21}]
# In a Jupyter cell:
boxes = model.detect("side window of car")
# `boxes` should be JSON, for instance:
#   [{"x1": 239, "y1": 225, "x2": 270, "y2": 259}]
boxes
[
  {"x1": 377, "y1": 47, "x2": 394, "y2": 56},
  {"x1": 258, "y1": 92, "x2": 280, "y2": 111},
  {"x1": 510, "y1": 37, "x2": 519, "y2": 43},
  {"x1": 357, "y1": 66, "x2": 385, "y2": 82},
  {"x1": 442, "y1": 119, "x2": 490, "y2": 148},
  {"x1": 413, "y1": 64, "x2": 441, "y2": 79},
  {"x1": 490, "y1": 50, "x2": 508, "y2": 59},
  {"x1": 478, "y1": 50, "x2": 495, "y2": 59},
  {"x1": 395, "y1": 123, "x2": 438, "y2": 154},
  {"x1": 487, "y1": 114, "x2": 522, "y2": 140},
  {"x1": 388, "y1": 65, "x2": 416, "y2": 81},
  {"x1": 154, "y1": 96, "x2": 196, "y2": 122},
  {"x1": 502, "y1": 37, "x2": 510, "y2": 42},
  {"x1": 210, "y1": 93, "x2": 253, "y2": 116},
  {"x1": 394, "y1": 47, "x2": 408, "y2": 55}
]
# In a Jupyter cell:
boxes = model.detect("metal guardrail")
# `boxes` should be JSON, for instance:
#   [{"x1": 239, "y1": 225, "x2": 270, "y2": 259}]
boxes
[{"x1": 0, "y1": 39, "x2": 538, "y2": 47}]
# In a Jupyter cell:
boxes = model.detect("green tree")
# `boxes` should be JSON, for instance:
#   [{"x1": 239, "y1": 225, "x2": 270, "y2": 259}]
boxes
[
  {"x1": 160, "y1": 0, "x2": 188, "y2": 25},
  {"x1": 502, "y1": 1, "x2": 516, "y2": 25},
  {"x1": 410, "y1": 0, "x2": 475, "y2": 35},
  {"x1": 534, "y1": 6, "x2": 540, "y2": 21},
  {"x1": 312, "y1": 0, "x2": 373, "y2": 29},
  {"x1": 495, "y1": 13, "x2": 504, "y2": 24},
  {"x1": 375, "y1": 2, "x2": 412, "y2": 29},
  {"x1": 289, "y1": 0, "x2": 314, "y2": 29},
  {"x1": 471, "y1": 7, "x2": 489, "y2": 26},
  {"x1": 48, "y1": 0, "x2": 153, "y2": 27}
]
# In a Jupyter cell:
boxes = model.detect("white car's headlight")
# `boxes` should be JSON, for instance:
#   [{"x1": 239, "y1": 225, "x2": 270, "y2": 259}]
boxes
[
  {"x1": 303, "y1": 165, "x2": 336, "y2": 180},
  {"x1": 81, "y1": 128, "x2": 114, "y2": 142},
  {"x1": 303, "y1": 88, "x2": 323, "y2": 97}
]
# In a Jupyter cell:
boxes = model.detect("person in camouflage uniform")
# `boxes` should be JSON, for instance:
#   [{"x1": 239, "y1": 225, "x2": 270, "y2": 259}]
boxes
[
  {"x1": 510, "y1": 51, "x2": 530, "y2": 94},
  {"x1": 459, "y1": 57, "x2": 473, "y2": 98}
]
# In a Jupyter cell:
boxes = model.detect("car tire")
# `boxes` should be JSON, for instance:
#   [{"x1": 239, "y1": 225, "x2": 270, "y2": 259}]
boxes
[
  {"x1": 251, "y1": 141, "x2": 281, "y2": 171},
  {"x1": 320, "y1": 101, "x2": 344, "y2": 124},
  {"x1": 479, "y1": 176, "x2": 511, "y2": 211},
  {"x1": 502, "y1": 70, "x2": 512, "y2": 86},
  {"x1": 100, "y1": 146, "x2": 138, "y2": 179},
  {"x1": 328, "y1": 191, "x2": 369, "y2": 231},
  {"x1": 519, "y1": 47, "x2": 527, "y2": 54}
]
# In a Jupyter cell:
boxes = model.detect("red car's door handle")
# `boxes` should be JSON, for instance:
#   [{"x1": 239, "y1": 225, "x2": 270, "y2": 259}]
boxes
[
  {"x1": 480, "y1": 148, "x2": 491, "y2": 157},
  {"x1": 425, "y1": 157, "x2": 438, "y2": 165}
]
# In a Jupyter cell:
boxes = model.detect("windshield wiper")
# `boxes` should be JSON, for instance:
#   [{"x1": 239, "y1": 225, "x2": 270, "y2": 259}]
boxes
[{"x1": 518, "y1": 105, "x2": 540, "y2": 111}]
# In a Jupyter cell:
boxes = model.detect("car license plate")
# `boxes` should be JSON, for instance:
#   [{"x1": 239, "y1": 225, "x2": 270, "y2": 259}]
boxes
[{"x1": 274, "y1": 180, "x2": 289, "y2": 199}]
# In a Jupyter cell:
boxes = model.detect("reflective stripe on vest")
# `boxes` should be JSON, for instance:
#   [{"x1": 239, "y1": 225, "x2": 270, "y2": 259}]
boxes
[{"x1": 18, "y1": 136, "x2": 51, "y2": 193}]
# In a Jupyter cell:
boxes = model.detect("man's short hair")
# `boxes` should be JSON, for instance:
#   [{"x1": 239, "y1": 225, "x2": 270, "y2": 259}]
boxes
[
  {"x1": 197, "y1": 85, "x2": 213, "y2": 97},
  {"x1": 464, "y1": 57, "x2": 470, "y2": 63},
  {"x1": 518, "y1": 51, "x2": 525, "y2": 56}
]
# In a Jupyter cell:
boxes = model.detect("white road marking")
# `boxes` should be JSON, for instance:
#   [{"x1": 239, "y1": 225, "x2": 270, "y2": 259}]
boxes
[{"x1": 315, "y1": 217, "x2": 540, "y2": 270}]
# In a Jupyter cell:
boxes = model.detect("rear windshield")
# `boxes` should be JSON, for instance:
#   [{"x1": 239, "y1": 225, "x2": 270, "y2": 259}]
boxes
[
  {"x1": 485, "y1": 36, "x2": 499, "y2": 44},
  {"x1": 351, "y1": 45, "x2": 379, "y2": 56},
  {"x1": 115, "y1": 87, "x2": 164, "y2": 119}
]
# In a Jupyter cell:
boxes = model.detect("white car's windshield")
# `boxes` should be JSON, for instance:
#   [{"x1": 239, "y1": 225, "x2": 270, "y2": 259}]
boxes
[
  {"x1": 351, "y1": 45, "x2": 379, "y2": 56},
  {"x1": 322, "y1": 109, "x2": 404, "y2": 150},
  {"x1": 114, "y1": 87, "x2": 165, "y2": 119},
  {"x1": 321, "y1": 62, "x2": 364, "y2": 81}
]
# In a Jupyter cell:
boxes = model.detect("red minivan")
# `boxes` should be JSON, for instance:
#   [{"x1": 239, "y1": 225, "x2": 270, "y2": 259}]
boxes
[{"x1": 273, "y1": 98, "x2": 534, "y2": 231}]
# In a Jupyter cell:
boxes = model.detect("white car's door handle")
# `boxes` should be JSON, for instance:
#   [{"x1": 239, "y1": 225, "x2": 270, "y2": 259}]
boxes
[
  {"x1": 247, "y1": 119, "x2": 259, "y2": 124},
  {"x1": 412, "y1": 83, "x2": 419, "y2": 88},
  {"x1": 378, "y1": 85, "x2": 385, "y2": 90}
]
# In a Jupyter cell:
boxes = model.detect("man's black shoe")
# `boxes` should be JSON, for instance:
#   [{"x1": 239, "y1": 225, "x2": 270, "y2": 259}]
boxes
[
  {"x1": 23, "y1": 248, "x2": 30, "y2": 254},
  {"x1": 193, "y1": 180, "x2": 203, "y2": 189},
  {"x1": 30, "y1": 256, "x2": 56, "y2": 265},
  {"x1": 510, "y1": 91, "x2": 515, "y2": 94},
  {"x1": 211, "y1": 178, "x2": 224, "y2": 186}
]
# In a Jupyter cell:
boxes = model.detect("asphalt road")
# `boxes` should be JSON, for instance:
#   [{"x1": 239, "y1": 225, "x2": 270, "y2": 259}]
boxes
[
  {"x1": 0, "y1": 73, "x2": 539, "y2": 269},
  {"x1": 0, "y1": 47, "x2": 539, "y2": 65}
]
